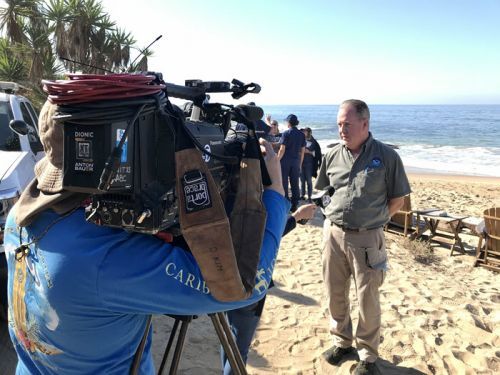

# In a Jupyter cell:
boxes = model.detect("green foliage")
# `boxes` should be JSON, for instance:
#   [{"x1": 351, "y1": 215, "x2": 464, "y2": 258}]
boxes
[
  {"x1": 0, "y1": 52, "x2": 27, "y2": 82},
  {"x1": 0, "y1": 0, "x2": 151, "y2": 106}
]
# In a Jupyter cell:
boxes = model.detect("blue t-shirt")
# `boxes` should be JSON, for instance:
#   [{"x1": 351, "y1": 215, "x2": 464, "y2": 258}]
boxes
[
  {"x1": 279, "y1": 127, "x2": 306, "y2": 161},
  {"x1": 4, "y1": 190, "x2": 289, "y2": 374}
]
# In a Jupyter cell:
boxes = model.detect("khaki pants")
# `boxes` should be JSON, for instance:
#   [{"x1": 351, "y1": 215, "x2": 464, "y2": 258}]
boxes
[{"x1": 322, "y1": 220, "x2": 386, "y2": 363}]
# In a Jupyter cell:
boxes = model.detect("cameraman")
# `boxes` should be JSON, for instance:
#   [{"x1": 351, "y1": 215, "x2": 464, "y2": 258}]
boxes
[{"x1": 3, "y1": 101, "x2": 289, "y2": 374}]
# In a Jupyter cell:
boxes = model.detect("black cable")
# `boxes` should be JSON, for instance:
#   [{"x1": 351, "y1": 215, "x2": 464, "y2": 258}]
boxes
[
  {"x1": 98, "y1": 104, "x2": 146, "y2": 191},
  {"x1": 15, "y1": 206, "x2": 81, "y2": 261},
  {"x1": 53, "y1": 93, "x2": 166, "y2": 124}
]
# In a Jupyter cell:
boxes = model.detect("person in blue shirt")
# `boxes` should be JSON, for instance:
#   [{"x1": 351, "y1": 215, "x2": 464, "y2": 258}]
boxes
[
  {"x1": 277, "y1": 114, "x2": 306, "y2": 212},
  {"x1": 3, "y1": 101, "x2": 289, "y2": 375}
]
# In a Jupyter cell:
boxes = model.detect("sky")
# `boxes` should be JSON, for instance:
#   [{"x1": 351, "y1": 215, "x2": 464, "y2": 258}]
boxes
[
  {"x1": 96, "y1": 0, "x2": 500, "y2": 105},
  {"x1": 5, "y1": 0, "x2": 500, "y2": 105}
]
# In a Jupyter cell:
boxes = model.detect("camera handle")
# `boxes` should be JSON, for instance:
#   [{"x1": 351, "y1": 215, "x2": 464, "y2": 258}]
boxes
[{"x1": 189, "y1": 104, "x2": 202, "y2": 122}]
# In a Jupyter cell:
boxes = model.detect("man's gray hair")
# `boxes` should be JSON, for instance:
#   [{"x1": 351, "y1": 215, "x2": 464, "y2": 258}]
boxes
[{"x1": 341, "y1": 99, "x2": 370, "y2": 121}]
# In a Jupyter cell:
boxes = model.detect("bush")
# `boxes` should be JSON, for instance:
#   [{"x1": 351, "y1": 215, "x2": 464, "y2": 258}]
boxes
[{"x1": 403, "y1": 238, "x2": 440, "y2": 265}]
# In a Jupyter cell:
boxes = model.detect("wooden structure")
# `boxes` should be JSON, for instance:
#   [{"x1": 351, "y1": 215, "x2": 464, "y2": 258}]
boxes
[
  {"x1": 475, "y1": 207, "x2": 500, "y2": 272},
  {"x1": 385, "y1": 195, "x2": 441, "y2": 238},
  {"x1": 385, "y1": 195, "x2": 414, "y2": 236},
  {"x1": 415, "y1": 211, "x2": 467, "y2": 256}
]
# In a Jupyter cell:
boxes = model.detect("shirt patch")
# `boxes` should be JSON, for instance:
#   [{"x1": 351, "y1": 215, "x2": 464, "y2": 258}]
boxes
[{"x1": 367, "y1": 157, "x2": 383, "y2": 169}]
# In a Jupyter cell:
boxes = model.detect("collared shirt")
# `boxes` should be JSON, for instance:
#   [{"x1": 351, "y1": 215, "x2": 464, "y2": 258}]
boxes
[
  {"x1": 279, "y1": 127, "x2": 306, "y2": 161},
  {"x1": 315, "y1": 133, "x2": 411, "y2": 229}
]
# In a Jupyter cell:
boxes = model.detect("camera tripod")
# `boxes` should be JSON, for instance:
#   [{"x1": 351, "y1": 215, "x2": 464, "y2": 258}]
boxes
[{"x1": 158, "y1": 312, "x2": 247, "y2": 375}]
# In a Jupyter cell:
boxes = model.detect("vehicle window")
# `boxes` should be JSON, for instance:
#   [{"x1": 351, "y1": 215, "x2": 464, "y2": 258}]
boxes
[
  {"x1": 20, "y1": 102, "x2": 43, "y2": 153},
  {"x1": 20, "y1": 102, "x2": 36, "y2": 128},
  {"x1": 25, "y1": 101, "x2": 39, "y2": 130},
  {"x1": 0, "y1": 102, "x2": 21, "y2": 151}
]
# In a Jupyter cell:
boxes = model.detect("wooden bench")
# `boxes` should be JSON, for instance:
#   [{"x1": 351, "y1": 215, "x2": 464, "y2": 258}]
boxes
[
  {"x1": 475, "y1": 208, "x2": 500, "y2": 272},
  {"x1": 415, "y1": 210, "x2": 467, "y2": 256}
]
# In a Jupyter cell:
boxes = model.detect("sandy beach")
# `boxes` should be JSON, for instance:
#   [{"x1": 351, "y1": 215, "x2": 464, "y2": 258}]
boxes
[{"x1": 151, "y1": 173, "x2": 500, "y2": 374}]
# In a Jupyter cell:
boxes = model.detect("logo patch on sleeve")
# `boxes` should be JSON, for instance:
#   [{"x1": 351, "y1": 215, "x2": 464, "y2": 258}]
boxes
[{"x1": 182, "y1": 170, "x2": 212, "y2": 213}]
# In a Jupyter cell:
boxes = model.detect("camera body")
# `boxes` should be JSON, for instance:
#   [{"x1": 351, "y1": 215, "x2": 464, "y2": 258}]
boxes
[{"x1": 60, "y1": 75, "x2": 259, "y2": 234}]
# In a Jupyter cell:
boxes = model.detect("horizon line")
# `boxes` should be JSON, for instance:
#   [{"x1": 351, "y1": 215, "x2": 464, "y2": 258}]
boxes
[{"x1": 260, "y1": 103, "x2": 500, "y2": 106}]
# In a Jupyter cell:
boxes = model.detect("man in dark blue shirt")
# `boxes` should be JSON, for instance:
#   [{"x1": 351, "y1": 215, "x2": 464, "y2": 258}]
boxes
[{"x1": 278, "y1": 114, "x2": 306, "y2": 211}]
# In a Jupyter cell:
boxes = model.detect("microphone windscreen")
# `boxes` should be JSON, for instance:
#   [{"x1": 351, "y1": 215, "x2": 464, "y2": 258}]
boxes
[{"x1": 236, "y1": 104, "x2": 264, "y2": 122}]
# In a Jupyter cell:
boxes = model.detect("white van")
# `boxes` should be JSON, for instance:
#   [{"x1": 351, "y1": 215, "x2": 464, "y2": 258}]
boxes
[{"x1": 0, "y1": 82, "x2": 44, "y2": 323}]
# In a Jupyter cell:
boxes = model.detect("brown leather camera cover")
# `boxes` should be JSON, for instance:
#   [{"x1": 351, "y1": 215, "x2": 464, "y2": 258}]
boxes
[
  {"x1": 229, "y1": 158, "x2": 266, "y2": 291},
  {"x1": 176, "y1": 148, "x2": 249, "y2": 301}
]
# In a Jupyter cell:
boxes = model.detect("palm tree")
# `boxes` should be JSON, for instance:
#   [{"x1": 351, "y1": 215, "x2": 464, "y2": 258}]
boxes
[
  {"x1": 64, "y1": 0, "x2": 115, "y2": 72},
  {"x1": 131, "y1": 47, "x2": 153, "y2": 72},
  {"x1": 0, "y1": 0, "x2": 36, "y2": 44},
  {"x1": 25, "y1": 20, "x2": 57, "y2": 82},
  {"x1": 0, "y1": 38, "x2": 27, "y2": 82},
  {"x1": 108, "y1": 28, "x2": 136, "y2": 72},
  {"x1": 44, "y1": 0, "x2": 70, "y2": 60},
  {"x1": 0, "y1": 0, "x2": 151, "y2": 105}
]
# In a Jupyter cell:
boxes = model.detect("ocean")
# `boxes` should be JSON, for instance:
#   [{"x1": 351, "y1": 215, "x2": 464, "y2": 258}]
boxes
[{"x1": 261, "y1": 105, "x2": 500, "y2": 177}]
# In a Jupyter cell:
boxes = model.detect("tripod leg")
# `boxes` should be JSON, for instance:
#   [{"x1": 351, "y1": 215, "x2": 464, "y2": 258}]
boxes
[
  {"x1": 158, "y1": 319, "x2": 180, "y2": 375},
  {"x1": 210, "y1": 313, "x2": 247, "y2": 375},
  {"x1": 130, "y1": 315, "x2": 152, "y2": 375},
  {"x1": 168, "y1": 320, "x2": 190, "y2": 375},
  {"x1": 216, "y1": 312, "x2": 248, "y2": 372}
]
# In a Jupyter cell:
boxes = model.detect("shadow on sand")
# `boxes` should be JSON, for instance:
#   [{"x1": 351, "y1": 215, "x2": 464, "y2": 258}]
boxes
[
  {"x1": 322, "y1": 350, "x2": 427, "y2": 375},
  {"x1": 374, "y1": 357, "x2": 427, "y2": 375},
  {"x1": 268, "y1": 284, "x2": 319, "y2": 306}
]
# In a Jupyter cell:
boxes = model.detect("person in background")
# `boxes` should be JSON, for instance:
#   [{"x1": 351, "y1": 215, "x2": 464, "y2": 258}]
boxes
[
  {"x1": 265, "y1": 118, "x2": 281, "y2": 152},
  {"x1": 277, "y1": 114, "x2": 306, "y2": 212},
  {"x1": 269, "y1": 120, "x2": 281, "y2": 138},
  {"x1": 300, "y1": 127, "x2": 322, "y2": 202},
  {"x1": 315, "y1": 99, "x2": 410, "y2": 375},
  {"x1": 221, "y1": 203, "x2": 317, "y2": 375},
  {"x1": 310, "y1": 128, "x2": 322, "y2": 178},
  {"x1": 265, "y1": 114, "x2": 273, "y2": 127}
]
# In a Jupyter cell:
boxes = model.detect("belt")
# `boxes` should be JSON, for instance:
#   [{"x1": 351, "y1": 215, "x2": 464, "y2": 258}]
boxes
[{"x1": 331, "y1": 222, "x2": 381, "y2": 232}]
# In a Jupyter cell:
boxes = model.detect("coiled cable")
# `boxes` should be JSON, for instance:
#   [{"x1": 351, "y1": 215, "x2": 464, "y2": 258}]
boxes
[{"x1": 43, "y1": 73, "x2": 165, "y2": 105}]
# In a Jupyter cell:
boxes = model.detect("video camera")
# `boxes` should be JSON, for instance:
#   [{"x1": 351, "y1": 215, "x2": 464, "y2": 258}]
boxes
[{"x1": 57, "y1": 73, "x2": 263, "y2": 234}]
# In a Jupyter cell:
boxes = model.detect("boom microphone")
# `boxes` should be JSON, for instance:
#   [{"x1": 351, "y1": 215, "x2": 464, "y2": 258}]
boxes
[{"x1": 128, "y1": 35, "x2": 163, "y2": 72}]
